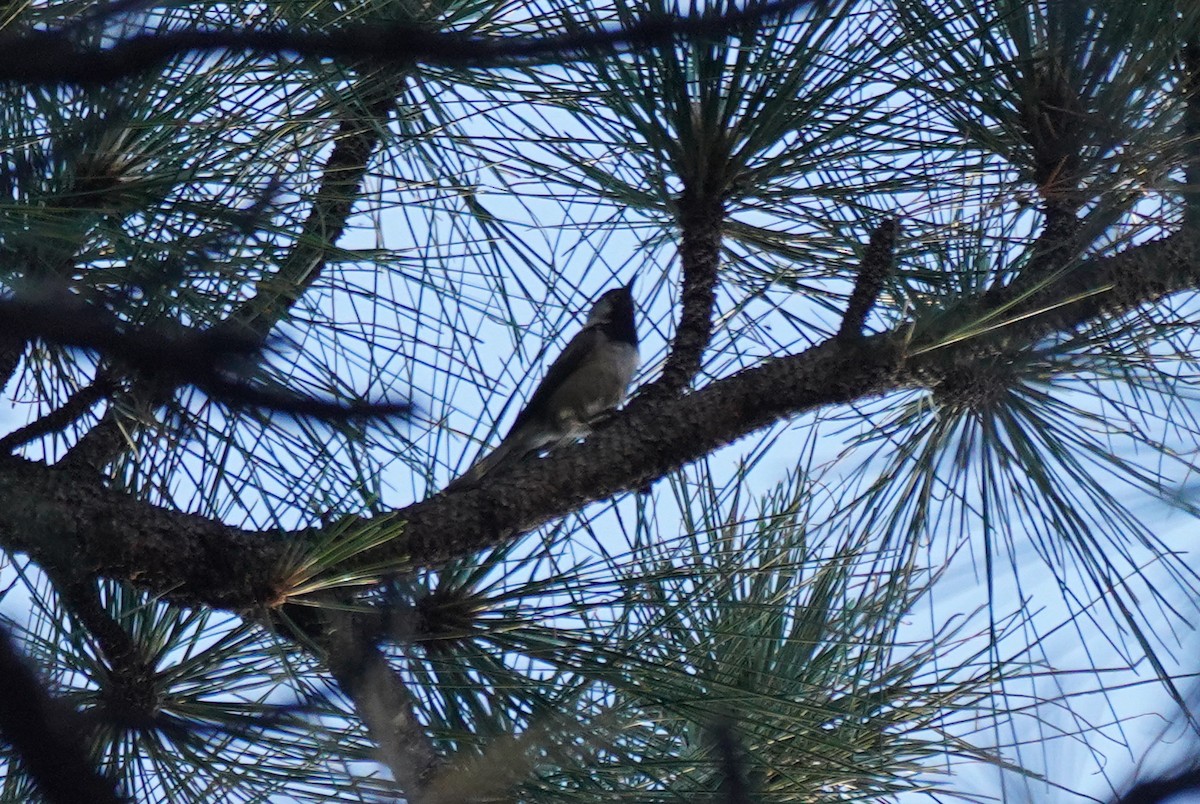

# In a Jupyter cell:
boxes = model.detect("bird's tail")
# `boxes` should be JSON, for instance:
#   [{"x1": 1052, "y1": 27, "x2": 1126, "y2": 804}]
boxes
[{"x1": 445, "y1": 426, "x2": 539, "y2": 491}]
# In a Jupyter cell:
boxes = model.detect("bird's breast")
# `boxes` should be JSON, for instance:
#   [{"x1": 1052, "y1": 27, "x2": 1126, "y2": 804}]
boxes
[{"x1": 585, "y1": 340, "x2": 639, "y2": 408}]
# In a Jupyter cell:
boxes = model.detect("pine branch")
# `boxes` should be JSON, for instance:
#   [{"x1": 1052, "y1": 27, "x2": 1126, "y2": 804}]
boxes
[
  {"x1": 45, "y1": 567, "x2": 143, "y2": 678},
  {"x1": 1015, "y1": 56, "x2": 1088, "y2": 224},
  {"x1": 0, "y1": 0, "x2": 827, "y2": 85},
  {"x1": 0, "y1": 228, "x2": 1196, "y2": 612},
  {"x1": 837, "y1": 219, "x2": 897, "y2": 341},
  {"x1": 0, "y1": 373, "x2": 117, "y2": 453},
  {"x1": 0, "y1": 455, "x2": 288, "y2": 610},
  {"x1": 650, "y1": 187, "x2": 725, "y2": 396},
  {"x1": 1116, "y1": 766, "x2": 1200, "y2": 804},
  {"x1": 0, "y1": 293, "x2": 411, "y2": 451},
  {"x1": 0, "y1": 117, "x2": 157, "y2": 394},
  {"x1": 319, "y1": 610, "x2": 441, "y2": 802},
  {"x1": 1182, "y1": 38, "x2": 1200, "y2": 230},
  {"x1": 0, "y1": 621, "x2": 124, "y2": 804},
  {"x1": 60, "y1": 79, "x2": 399, "y2": 472},
  {"x1": 223, "y1": 80, "x2": 399, "y2": 339},
  {"x1": 711, "y1": 719, "x2": 752, "y2": 804},
  {"x1": 0, "y1": 340, "x2": 22, "y2": 397}
]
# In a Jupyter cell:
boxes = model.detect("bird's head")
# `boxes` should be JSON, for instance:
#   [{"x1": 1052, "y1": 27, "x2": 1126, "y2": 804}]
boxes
[{"x1": 586, "y1": 279, "x2": 636, "y2": 326}]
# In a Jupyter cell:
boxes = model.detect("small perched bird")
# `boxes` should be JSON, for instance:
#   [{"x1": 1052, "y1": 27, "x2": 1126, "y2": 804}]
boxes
[{"x1": 450, "y1": 280, "x2": 639, "y2": 488}]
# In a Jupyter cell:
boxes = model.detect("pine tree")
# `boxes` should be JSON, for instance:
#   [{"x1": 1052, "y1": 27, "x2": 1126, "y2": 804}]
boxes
[{"x1": 0, "y1": 0, "x2": 1196, "y2": 801}]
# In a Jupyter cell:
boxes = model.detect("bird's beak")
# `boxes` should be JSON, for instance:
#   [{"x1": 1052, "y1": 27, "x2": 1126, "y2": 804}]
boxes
[{"x1": 624, "y1": 275, "x2": 636, "y2": 293}]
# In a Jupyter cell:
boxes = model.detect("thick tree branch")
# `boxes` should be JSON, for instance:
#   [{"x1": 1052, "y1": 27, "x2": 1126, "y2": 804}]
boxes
[
  {"x1": 321, "y1": 610, "x2": 440, "y2": 802},
  {"x1": 0, "y1": 339, "x2": 24, "y2": 398},
  {"x1": 409, "y1": 334, "x2": 906, "y2": 560},
  {"x1": 0, "y1": 456, "x2": 288, "y2": 610},
  {"x1": 711, "y1": 719, "x2": 752, "y2": 804},
  {"x1": 0, "y1": 230, "x2": 1196, "y2": 612},
  {"x1": 1116, "y1": 766, "x2": 1200, "y2": 804},
  {"x1": 0, "y1": 0, "x2": 823, "y2": 86},
  {"x1": 1182, "y1": 39, "x2": 1200, "y2": 229},
  {"x1": 0, "y1": 622, "x2": 124, "y2": 804}
]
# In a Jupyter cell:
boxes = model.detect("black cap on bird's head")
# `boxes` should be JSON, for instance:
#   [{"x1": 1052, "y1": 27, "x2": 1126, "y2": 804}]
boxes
[
  {"x1": 586, "y1": 279, "x2": 638, "y2": 346},
  {"x1": 586, "y1": 281, "x2": 634, "y2": 321}
]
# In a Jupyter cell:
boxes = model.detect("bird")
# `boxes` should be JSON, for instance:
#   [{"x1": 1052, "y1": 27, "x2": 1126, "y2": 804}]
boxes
[{"x1": 449, "y1": 279, "x2": 639, "y2": 489}]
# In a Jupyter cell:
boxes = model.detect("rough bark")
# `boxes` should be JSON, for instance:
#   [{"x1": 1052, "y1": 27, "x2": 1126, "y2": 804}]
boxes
[
  {"x1": 0, "y1": 228, "x2": 1195, "y2": 613},
  {"x1": 651, "y1": 188, "x2": 725, "y2": 396},
  {"x1": 321, "y1": 610, "x2": 441, "y2": 802}
]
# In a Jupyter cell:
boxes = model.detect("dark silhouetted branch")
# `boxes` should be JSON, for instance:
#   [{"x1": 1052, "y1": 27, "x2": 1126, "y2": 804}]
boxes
[
  {"x1": 1116, "y1": 766, "x2": 1200, "y2": 804},
  {"x1": 59, "y1": 377, "x2": 178, "y2": 473},
  {"x1": 0, "y1": 0, "x2": 826, "y2": 85},
  {"x1": 0, "y1": 621, "x2": 124, "y2": 804},
  {"x1": 0, "y1": 228, "x2": 1196, "y2": 613},
  {"x1": 651, "y1": 188, "x2": 725, "y2": 397},
  {"x1": 1182, "y1": 39, "x2": 1200, "y2": 230},
  {"x1": 838, "y1": 219, "x2": 897, "y2": 341},
  {"x1": 0, "y1": 296, "x2": 411, "y2": 422},
  {"x1": 0, "y1": 373, "x2": 118, "y2": 453},
  {"x1": 1015, "y1": 56, "x2": 1089, "y2": 229},
  {"x1": 711, "y1": 719, "x2": 752, "y2": 804},
  {"x1": 0, "y1": 294, "x2": 258, "y2": 374},
  {"x1": 46, "y1": 567, "x2": 147, "y2": 679},
  {"x1": 0, "y1": 339, "x2": 23, "y2": 397}
]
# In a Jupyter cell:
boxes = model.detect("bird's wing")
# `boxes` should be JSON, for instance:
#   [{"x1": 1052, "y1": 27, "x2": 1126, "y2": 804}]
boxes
[
  {"x1": 445, "y1": 325, "x2": 602, "y2": 490},
  {"x1": 507, "y1": 324, "x2": 601, "y2": 433}
]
